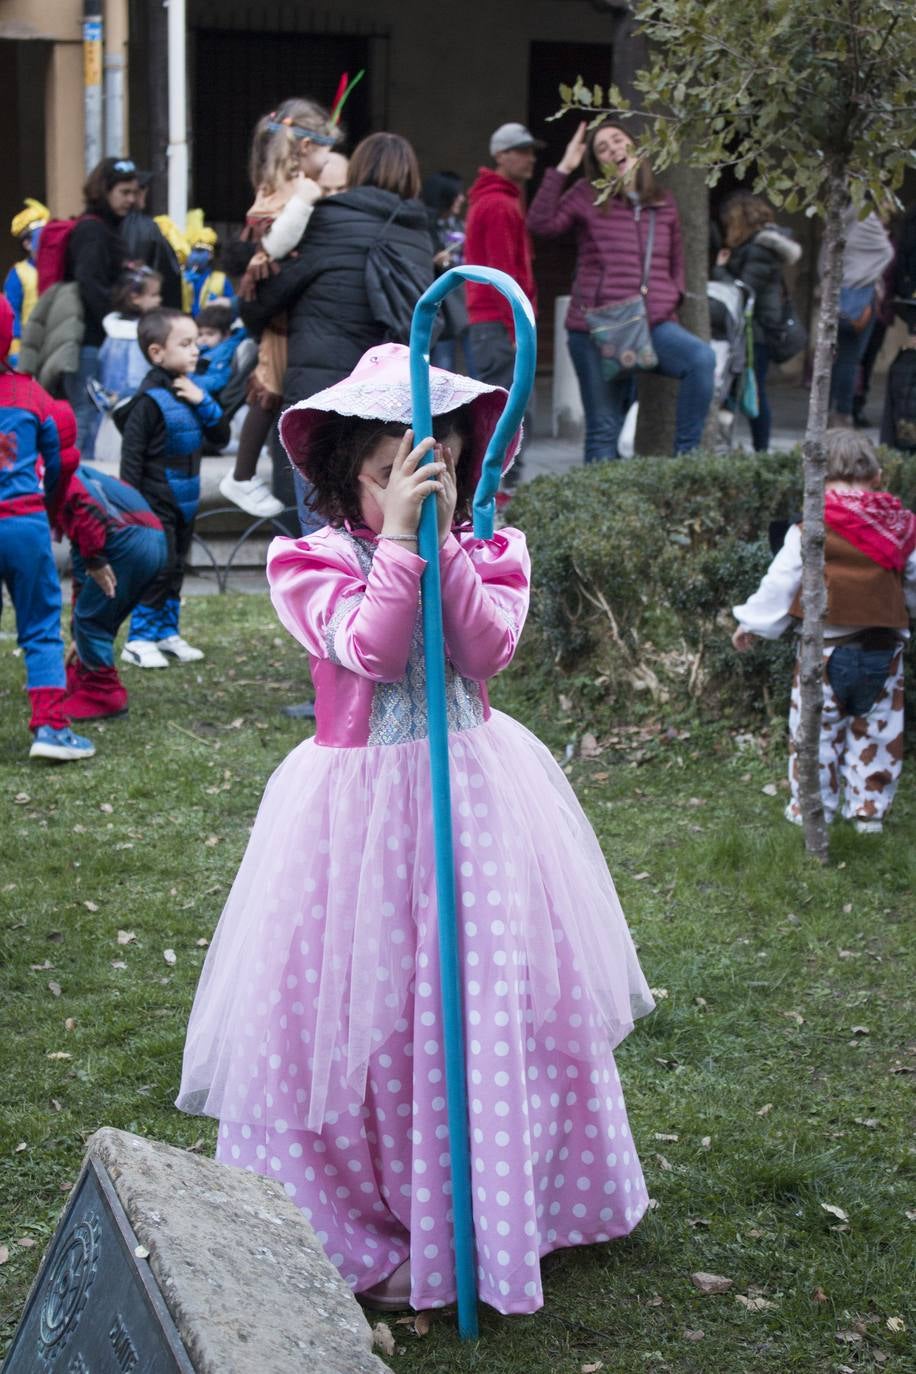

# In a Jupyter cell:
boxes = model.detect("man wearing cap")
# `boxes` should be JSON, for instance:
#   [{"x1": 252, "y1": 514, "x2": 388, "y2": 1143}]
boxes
[{"x1": 465, "y1": 123, "x2": 544, "y2": 390}]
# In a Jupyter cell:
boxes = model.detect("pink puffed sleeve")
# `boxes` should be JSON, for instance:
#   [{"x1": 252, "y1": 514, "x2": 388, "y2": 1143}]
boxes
[
  {"x1": 267, "y1": 531, "x2": 426, "y2": 681},
  {"x1": 438, "y1": 526, "x2": 530, "y2": 680}
]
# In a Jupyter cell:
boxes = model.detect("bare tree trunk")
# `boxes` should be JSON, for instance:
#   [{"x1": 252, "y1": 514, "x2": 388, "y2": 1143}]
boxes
[
  {"x1": 797, "y1": 169, "x2": 847, "y2": 862},
  {"x1": 635, "y1": 160, "x2": 711, "y2": 455}
]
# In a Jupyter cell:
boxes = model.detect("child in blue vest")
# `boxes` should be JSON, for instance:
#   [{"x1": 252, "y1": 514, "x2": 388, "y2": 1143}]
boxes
[
  {"x1": 0, "y1": 297, "x2": 94, "y2": 760},
  {"x1": 117, "y1": 308, "x2": 229, "y2": 666}
]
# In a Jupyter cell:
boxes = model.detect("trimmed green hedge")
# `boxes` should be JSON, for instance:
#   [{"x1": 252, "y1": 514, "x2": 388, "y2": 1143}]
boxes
[{"x1": 507, "y1": 448, "x2": 916, "y2": 729}]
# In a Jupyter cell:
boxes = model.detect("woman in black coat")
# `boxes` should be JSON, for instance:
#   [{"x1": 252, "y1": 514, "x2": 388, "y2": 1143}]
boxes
[
  {"x1": 240, "y1": 132, "x2": 435, "y2": 523},
  {"x1": 65, "y1": 156, "x2": 139, "y2": 451},
  {"x1": 719, "y1": 192, "x2": 802, "y2": 452}
]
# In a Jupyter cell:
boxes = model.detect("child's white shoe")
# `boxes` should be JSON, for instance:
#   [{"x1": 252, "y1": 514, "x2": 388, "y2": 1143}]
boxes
[
  {"x1": 157, "y1": 634, "x2": 204, "y2": 663},
  {"x1": 853, "y1": 817, "x2": 883, "y2": 834},
  {"x1": 122, "y1": 639, "x2": 170, "y2": 669},
  {"x1": 219, "y1": 474, "x2": 284, "y2": 520}
]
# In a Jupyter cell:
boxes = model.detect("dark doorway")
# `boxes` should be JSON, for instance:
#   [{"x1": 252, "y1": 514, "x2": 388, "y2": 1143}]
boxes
[
  {"x1": 191, "y1": 29, "x2": 373, "y2": 226},
  {"x1": 528, "y1": 40, "x2": 613, "y2": 370},
  {"x1": 0, "y1": 40, "x2": 50, "y2": 279}
]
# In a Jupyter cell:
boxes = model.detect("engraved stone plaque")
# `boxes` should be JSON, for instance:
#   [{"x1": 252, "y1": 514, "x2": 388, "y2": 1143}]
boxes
[{"x1": 4, "y1": 1156, "x2": 193, "y2": 1373}]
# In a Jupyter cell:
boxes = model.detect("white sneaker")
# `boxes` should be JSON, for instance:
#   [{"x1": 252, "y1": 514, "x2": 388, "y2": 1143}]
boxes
[
  {"x1": 854, "y1": 818, "x2": 883, "y2": 834},
  {"x1": 157, "y1": 634, "x2": 204, "y2": 663},
  {"x1": 219, "y1": 473, "x2": 284, "y2": 519},
  {"x1": 122, "y1": 639, "x2": 170, "y2": 669}
]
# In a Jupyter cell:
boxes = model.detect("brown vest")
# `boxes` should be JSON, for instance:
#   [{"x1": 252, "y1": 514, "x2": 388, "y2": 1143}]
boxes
[{"x1": 789, "y1": 526, "x2": 908, "y2": 628}]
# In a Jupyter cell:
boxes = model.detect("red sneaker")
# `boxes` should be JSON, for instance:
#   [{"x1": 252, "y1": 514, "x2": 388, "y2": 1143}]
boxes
[{"x1": 61, "y1": 664, "x2": 129, "y2": 719}]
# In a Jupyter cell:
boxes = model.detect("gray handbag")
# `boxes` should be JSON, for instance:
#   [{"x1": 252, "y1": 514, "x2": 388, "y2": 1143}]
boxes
[{"x1": 585, "y1": 209, "x2": 657, "y2": 381}]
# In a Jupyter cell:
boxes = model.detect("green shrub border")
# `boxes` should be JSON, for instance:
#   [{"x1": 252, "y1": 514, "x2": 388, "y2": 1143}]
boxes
[{"x1": 507, "y1": 447, "x2": 916, "y2": 731}]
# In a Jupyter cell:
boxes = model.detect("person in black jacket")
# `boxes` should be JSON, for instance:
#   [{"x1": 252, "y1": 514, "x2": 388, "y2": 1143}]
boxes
[
  {"x1": 719, "y1": 193, "x2": 803, "y2": 452},
  {"x1": 120, "y1": 174, "x2": 183, "y2": 310},
  {"x1": 64, "y1": 157, "x2": 139, "y2": 453},
  {"x1": 239, "y1": 132, "x2": 435, "y2": 532}
]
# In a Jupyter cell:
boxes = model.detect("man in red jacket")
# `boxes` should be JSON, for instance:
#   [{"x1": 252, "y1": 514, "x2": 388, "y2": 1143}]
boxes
[{"x1": 465, "y1": 123, "x2": 544, "y2": 391}]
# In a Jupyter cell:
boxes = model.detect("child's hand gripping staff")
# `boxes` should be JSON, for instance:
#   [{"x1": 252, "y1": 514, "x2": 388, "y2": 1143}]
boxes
[{"x1": 409, "y1": 267, "x2": 536, "y2": 1340}]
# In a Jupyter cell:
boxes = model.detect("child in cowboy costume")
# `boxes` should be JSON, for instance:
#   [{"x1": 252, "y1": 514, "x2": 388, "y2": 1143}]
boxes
[{"x1": 733, "y1": 429, "x2": 916, "y2": 832}]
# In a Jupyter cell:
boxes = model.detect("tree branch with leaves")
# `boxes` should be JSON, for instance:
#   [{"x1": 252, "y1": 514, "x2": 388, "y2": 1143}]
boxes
[{"x1": 554, "y1": 0, "x2": 916, "y2": 861}]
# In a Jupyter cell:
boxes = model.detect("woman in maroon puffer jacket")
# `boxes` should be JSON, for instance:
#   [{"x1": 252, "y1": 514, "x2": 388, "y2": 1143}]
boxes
[{"x1": 528, "y1": 120, "x2": 714, "y2": 463}]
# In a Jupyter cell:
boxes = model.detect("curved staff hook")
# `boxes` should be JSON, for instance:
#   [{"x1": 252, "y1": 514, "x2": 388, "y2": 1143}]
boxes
[{"x1": 409, "y1": 267, "x2": 537, "y2": 1340}]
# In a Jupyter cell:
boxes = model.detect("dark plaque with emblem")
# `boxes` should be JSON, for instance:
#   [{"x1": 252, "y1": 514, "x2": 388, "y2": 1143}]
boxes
[{"x1": 4, "y1": 1157, "x2": 194, "y2": 1373}]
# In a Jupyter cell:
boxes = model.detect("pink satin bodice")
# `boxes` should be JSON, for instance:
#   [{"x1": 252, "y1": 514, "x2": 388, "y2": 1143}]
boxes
[{"x1": 267, "y1": 525, "x2": 531, "y2": 748}]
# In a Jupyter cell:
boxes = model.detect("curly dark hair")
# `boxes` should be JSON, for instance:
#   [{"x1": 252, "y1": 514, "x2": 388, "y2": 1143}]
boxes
[{"x1": 302, "y1": 405, "x2": 476, "y2": 528}]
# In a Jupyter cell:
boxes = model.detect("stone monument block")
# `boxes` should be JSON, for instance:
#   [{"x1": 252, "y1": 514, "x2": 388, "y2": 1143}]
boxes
[{"x1": 4, "y1": 1128, "x2": 392, "y2": 1374}]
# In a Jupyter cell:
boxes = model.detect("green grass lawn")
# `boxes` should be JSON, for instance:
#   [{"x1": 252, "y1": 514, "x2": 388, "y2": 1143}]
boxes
[{"x1": 0, "y1": 593, "x2": 913, "y2": 1373}]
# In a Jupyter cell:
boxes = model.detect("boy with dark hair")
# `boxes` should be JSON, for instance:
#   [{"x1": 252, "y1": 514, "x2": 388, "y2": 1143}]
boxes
[
  {"x1": 195, "y1": 304, "x2": 247, "y2": 398},
  {"x1": 117, "y1": 307, "x2": 229, "y2": 666}
]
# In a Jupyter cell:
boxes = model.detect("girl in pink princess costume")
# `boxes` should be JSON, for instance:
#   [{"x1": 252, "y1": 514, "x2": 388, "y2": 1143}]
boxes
[{"x1": 177, "y1": 343, "x2": 654, "y2": 1315}]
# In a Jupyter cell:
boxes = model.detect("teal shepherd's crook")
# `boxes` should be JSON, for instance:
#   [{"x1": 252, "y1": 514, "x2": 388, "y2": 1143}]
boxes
[{"x1": 409, "y1": 267, "x2": 536, "y2": 1340}]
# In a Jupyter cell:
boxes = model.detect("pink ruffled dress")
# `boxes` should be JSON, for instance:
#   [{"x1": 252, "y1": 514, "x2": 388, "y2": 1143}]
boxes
[{"x1": 177, "y1": 523, "x2": 654, "y2": 1315}]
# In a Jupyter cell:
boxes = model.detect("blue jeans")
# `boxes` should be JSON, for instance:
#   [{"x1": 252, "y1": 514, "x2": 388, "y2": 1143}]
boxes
[
  {"x1": 567, "y1": 322, "x2": 716, "y2": 462},
  {"x1": 71, "y1": 525, "x2": 167, "y2": 667},
  {"x1": 830, "y1": 315, "x2": 874, "y2": 418},
  {"x1": 63, "y1": 345, "x2": 103, "y2": 456},
  {"x1": 827, "y1": 641, "x2": 897, "y2": 717},
  {"x1": 0, "y1": 513, "x2": 65, "y2": 688}
]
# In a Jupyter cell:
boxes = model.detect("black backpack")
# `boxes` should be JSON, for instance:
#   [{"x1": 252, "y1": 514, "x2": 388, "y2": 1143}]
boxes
[{"x1": 365, "y1": 204, "x2": 439, "y2": 345}]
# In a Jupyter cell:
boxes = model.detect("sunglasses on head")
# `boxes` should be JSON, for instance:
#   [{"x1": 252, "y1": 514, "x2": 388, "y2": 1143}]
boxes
[
  {"x1": 266, "y1": 116, "x2": 336, "y2": 147},
  {"x1": 112, "y1": 159, "x2": 136, "y2": 174}
]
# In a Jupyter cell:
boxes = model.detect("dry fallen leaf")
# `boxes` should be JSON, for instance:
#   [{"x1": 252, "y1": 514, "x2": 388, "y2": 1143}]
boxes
[
  {"x1": 756, "y1": 1103, "x2": 774, "y2": 1117},
  {"x1": 761, "y1": 782, "x2": 778, "y2": 796},
  {"x1": 83, "y1": 900, "x2": 99, "y2": 913},
  {"x1": 836, "y1": 1330, "x2": 863, "y2": 1345},
  {"x1": 646, "y1": 1294, "x2": 663, "y2": 1307},
  {"x1": 64, "y1": 1018, "x2": 76, "y2": 1032},
  {"x1": 683, "y1": 1329, "x2": 705, "y2": 1342},
  {"x1": 820, "y1": 1203, "x2": 849, "y2": 1223},
  {"x1": 30, "y1": 961, "x2": 53, "y2": 972},
  {"x1": 580, "y1": 732, "x2": 602, "y2": 758},
  {"x1": 110, "y1": 960, "x2": 127, "y2": 970},
  {"x1": 0, "y1": 1246, "x2": 8, "y2": 1264},
  {"x1": 16, "y1": 1237, "x2": 36, "y2": 1249},
  {"x1": 854, "y1": 1117, "x2": 879, "y2": 1129},
  {"x1": 812, "y1": 1287, "x2": 829, "y2": 1303},
  {"x1": 46, "y1": 1052, "x2": 71, "y2": 1061},
  {"x1": 736, "y1": 1295, "x2": 777, "y2": 1311},
  {"x1": 116, "y1": 930, "x2": 136, "y2": 946},
  {"x1": 700, "y1": 1136, "x2": 712, "y2": 1149},
  {"x1": 691, "y1": 1272, "x2": 733, "y2": 1295},
  {"x1": 886, "y1": 1317, "x2": 905, "y2": 1334},
  {"x1": 655, "y1": 1132, "x2": 679, "y2": 1142},
  {"x1": 413, "y1": 1312, "x2": 431, "y2": 1337},
  {"x1": 782, "y1": 1010, "x2": 805, "y2": 1026},
  {"x1": 372, "y1": 1322, "x2": 396, "y2": 1357},
  {"x1": 47, "y1": 981, "x2": 61, "y2": 998},
  {"x1": 134, "y1": 1245, "x2": 149, "y2": 1260},
  {"x1": 204, "y1": 835, "x2": 221, "y2": 847},
  {"x1": 633, "y1": 872, "x2": 651, "y2": 882},
  {"x1": 163, "y1": 949, "x2": 177, "y2": 966},
  {"x1": 99, "y1": 802, "x2": 113, "y2": 814},
  {"x1": 195, "y1": 937, "x2": 209, "y2": 948},
  {"x1": 581, "y1": 1363, "x2": 604, "y2": 1372},
  {"x1": 905, "y1": 1210, "x2": 916, "y2": 1222},
  {"x1": 850, "y1": 1025, "x2": 870, "y2": 1036},
  {"x1": 649, "y1": 987, "x2": 669, "y2": 999},
  {"x1": 14, "y1": 1142, "x2": 26, "y2": 1153}
]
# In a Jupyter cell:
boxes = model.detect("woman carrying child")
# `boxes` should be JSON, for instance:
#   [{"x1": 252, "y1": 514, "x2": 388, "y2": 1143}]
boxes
[
  {"x1": 733, "y1": 430, "x2": 916, "y2": 833},
  {"x1": 178, "y1": 343, "x2": 654, "y2": 1314},
  {"x1": 219, "y1": 98, "x2": 336, "y2": 520}
]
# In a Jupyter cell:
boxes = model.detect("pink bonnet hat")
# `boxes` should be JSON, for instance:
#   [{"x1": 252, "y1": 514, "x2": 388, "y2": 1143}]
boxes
[{"x1": 278, "y1": 343, "x2": 522, "y2": 487}]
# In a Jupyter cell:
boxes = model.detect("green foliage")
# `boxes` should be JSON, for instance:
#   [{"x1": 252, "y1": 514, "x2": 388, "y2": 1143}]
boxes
[
  {"x1": 554, "y1": 0, "x2": 916, "y2": 213},
  {"x1": 507, "y1": 448, "x2": 916, "y2": 729}
]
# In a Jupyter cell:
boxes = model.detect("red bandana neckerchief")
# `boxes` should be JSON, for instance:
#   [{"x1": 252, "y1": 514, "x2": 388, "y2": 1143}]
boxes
[{"x1": 824, "y1": 488, "x2": 916, "y2": 572}]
